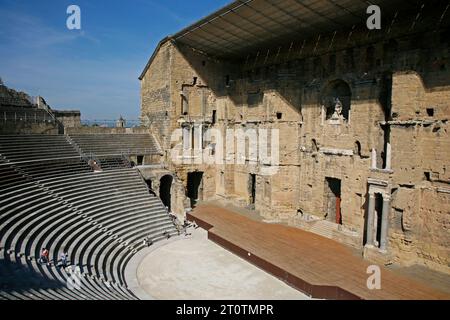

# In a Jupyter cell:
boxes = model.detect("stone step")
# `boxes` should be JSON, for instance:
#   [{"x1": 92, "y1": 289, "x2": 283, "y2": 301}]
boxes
[{"x1": 308, "y1": 220, "x2": 338, "y2": 239}]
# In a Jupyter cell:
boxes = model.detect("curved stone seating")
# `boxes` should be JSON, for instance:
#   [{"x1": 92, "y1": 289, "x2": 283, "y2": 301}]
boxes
[
  {"x1": 0, "y1": 135, "x2": 80, "y2": 162},
  {"x1": 14, "y1": 159, "x2": 92, "y2": 180},
  {"x1": 69, "y1": 134, "x2": 160, "y2": 156},
  {"x1": 36, "y1": 169, "x2": 176, "y2": 284},
  {"x1": 0, "y1": 136, "x2": 177, "y2": 300},
  {"x1": 96, "y1": 156, "x2": 131, "y2": 170}
]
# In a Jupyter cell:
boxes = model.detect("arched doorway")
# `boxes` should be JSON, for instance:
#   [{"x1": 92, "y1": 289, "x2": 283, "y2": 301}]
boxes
[
  {"x1": 187, "y1": 171, "x2": 203, "y2": 208},
  {"x1": 159, "y1": 175, "x2": 173, "y2": 212}
]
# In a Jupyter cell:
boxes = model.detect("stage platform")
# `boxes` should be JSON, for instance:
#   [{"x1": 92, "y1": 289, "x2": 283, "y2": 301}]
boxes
[{"x1": 187, "y1": 204, "x2": 449, "y2": 300}]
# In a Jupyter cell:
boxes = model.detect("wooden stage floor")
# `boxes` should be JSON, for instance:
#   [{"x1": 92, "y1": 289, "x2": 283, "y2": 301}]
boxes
[{"x1": 187, "y1": 204, "x2": 449, "y2": 300}]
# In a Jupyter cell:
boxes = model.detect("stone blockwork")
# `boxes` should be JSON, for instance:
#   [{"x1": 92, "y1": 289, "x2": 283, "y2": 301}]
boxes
[
  {"x1": 0, "y1": 84, "x2": 59, "y2": 134},
  {"x1": 52, "y1": 110, "x2": 81, "y2": 131},
  {"x1": 140, "y1": 13, "x2": 450, "y2": 274},
  {"x1": 0, "y1": 83, "x2": 82, "y2": 134},
  {"x1": 0, "y1": 121, "x2": 58, "y2": 135},
  {"x1": 0, "y1": 84, "x2": 33, "y2": 107},
  {"x1": 65, "y1": 126, "x2": 151, "y2": 135}
]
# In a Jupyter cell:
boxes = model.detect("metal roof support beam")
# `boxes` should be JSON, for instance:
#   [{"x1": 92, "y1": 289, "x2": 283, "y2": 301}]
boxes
[
  {"x1": 263, "y1": 49, "x2": 270, "y2": 64},
  {"x1": 437, "y1": 1, "x2": 449, "y2": 28},
  {"x1": 177, "y1": 34, "x2": 234, "y2": 57},
  {"x1": 409, "y1": 3, "x2": 425, "y2": 31},
  {"x1": 386, "y1": 11, "x2": 398, "y2": 34},
  {"x1": 346, "y1": 25, "x2": 357, "y2": 43},
  {"x1": 298, "y1": 39, "x2": 306, "y2": 56},
  {"x1": 237, "y1": 0, "x2": 295, "y2": 30},
  {"x1": 274, "y1": 46, "x2": 281, "y2": 64},
  {"x1": 313, "y1": 34, "x2": 321, "y2": 54},
  {"x1": 328, "y1": 30, "x2": 337, "y2": 50},
  {"x1": 326, "y1": 0, "x2": 365, "y2": 20},
  {"x1": 285, "y1": 41, "x2": 294, "y2": 61},
  {"x1": 218, "y1": 15, "x2": 263, "y2": 40},
  {"x1": 291, "y1": 0, "x2": 345, "y2": 27},
  {"x1": 253, "y1": 51, "x2": 260, "y2": 68},
  {"x1": 203, "y1": 18, "x2": 254, "y2": 44},
  {"x1": 260, "y1": 0, "x2": 315, "y2": 30},
  {"x1": 230, "y1": 5, "x2": 280, "y2": 37},
  {"x1": 174, "y1": 0, "x2": 255, "y2": 39},
  {"x1": 193, "y1": 24, "x2": 246, "y2": 53}
]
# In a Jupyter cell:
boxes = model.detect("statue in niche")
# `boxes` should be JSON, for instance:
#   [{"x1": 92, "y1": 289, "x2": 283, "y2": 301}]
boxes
[
  {"x1": 323, "y1": 80, "x2": 351, "y2": 122},
  {"x1": 330, "y1": 97, "x2": 343, "y2": 121}
]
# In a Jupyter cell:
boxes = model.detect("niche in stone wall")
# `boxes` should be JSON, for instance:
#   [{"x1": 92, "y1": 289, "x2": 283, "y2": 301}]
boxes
[
  {"x1": 366, "y1": 46, "x2": 376, "y2": 71},
  {"x1": 247, "y1": 89, "x2": 263, "y2": 107},
  {"x1": 344, "y1": 48, "x2": 355, "y2": 70},
  {"x1": 383, "y1": 39, "x2": 398, "y2": 66},
  {"x1": 313, "y1": 57, "x2": 322, "y2": 77},
  {"x1": 311, "y1": 138, "x2": 319, "y2": 152},
  {"x1": 181, "y1": 88, "x2": 188, "y2": 115},
  {"x1": 354, "y1": 140, "x2": 362, "y2": 157},
  {"x1": 329, "y1": 54, "x2": 336, "y2": 74},
  {"x1": 322, "y1": 79, "x2": 352, "y2": 123}
]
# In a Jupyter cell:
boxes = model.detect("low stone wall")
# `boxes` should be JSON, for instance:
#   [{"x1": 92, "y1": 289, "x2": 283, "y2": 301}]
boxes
[
  {"x1": 0, "y1": 85, "x2": 33, "y2": 107},
  {"x1": 0, "y1": 120, "x2": 58, "y2": 134},
  {"x1": 65, "y1": 126, "x2": 150, "y2": 134},
  {"x1": 53, "y1": 110, "x2": 81, "y2": 130}
]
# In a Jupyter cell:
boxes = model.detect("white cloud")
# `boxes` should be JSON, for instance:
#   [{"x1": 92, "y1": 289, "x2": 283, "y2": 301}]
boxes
[{"x1": 0, "y1": 7, "x2": 102, "y2": 55}]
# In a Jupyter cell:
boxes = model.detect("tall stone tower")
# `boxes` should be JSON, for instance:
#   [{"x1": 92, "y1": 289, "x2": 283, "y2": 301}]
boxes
[{"x1": 116, "y1": 115, "x2": 126, "y2": 128}]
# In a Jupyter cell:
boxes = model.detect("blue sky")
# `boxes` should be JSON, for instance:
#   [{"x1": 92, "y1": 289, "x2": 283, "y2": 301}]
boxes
[{"x1": 0, "y1": 0, "x2": 230, "y2": 119}]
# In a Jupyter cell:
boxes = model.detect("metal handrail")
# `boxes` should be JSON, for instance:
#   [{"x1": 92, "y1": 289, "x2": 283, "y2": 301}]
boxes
[{"x1": 0, "y1": 111, "x2": 55, "y2": 123}]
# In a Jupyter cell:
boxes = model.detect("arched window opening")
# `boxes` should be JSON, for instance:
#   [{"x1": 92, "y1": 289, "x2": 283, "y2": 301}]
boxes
[{"x1": 159, "y1": 175, "x2": 173, "y2": 212}]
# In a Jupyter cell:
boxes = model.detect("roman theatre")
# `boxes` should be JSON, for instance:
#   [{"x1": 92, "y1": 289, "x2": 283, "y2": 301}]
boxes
[{"x1": 0, "y1": 0, "x2": 449, "y2": 300}]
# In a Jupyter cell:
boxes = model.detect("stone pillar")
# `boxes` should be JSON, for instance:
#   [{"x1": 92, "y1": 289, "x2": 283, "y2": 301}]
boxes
[
  {"x1": 194, "y1": 124, "x2": 203, "y2": 164},
  {"x1": 201, "y1": 89, "x2": 205, "y2": 117},
  {"x1": 385, "y1": 143, "x2": 391, "y2": 170},
  {"x1": 379, "y1": 195, "x2": 390, "y2": 251},
  {"x1": 182, "y1": 126, "x2": 190, "y2": 150},
  {"x1": 366, "y1": 192, "x2": 375, "y2": 246},
  {"x1": 196, "y1": 124, "x2": 203, "y2": 150},
  {"x1": 373, "y1": 209, "x2": 379, "y2": 247},
  {"x1": 371, "y1": 148, "x2": 377, "y2": 169}
]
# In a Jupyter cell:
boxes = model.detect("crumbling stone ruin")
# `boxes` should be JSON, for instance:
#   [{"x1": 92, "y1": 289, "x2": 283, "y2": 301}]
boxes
[
  {"x1": 0, "y1": 82, "x2": 81, "y2": 134},
  {"x1": 139, "y1": 0, "x2": 450, "y2": 274}
]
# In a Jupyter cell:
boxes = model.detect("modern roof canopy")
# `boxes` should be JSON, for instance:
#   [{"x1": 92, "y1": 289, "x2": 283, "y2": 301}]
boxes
[
  {"x1": 175, "y1": 0, "x2": 365, "y2": 57},
  {"x1": 139, "y1": 0, "x2": 447, "y2": 79}
]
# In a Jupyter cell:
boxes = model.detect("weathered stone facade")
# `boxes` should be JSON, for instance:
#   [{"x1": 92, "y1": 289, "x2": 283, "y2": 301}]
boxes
[
  {"x1": 0, "y1": 84, "x2": 82, "y2": 134},
  {"x1": 140, "y1": 6, "x2": 449, "y2": 274},
  {"x1": 53, "y1": 110, "x2": 81, "y2": 131},
  {"x1": 0, "y1": 84, "x2": 34, "y2": 107}
]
